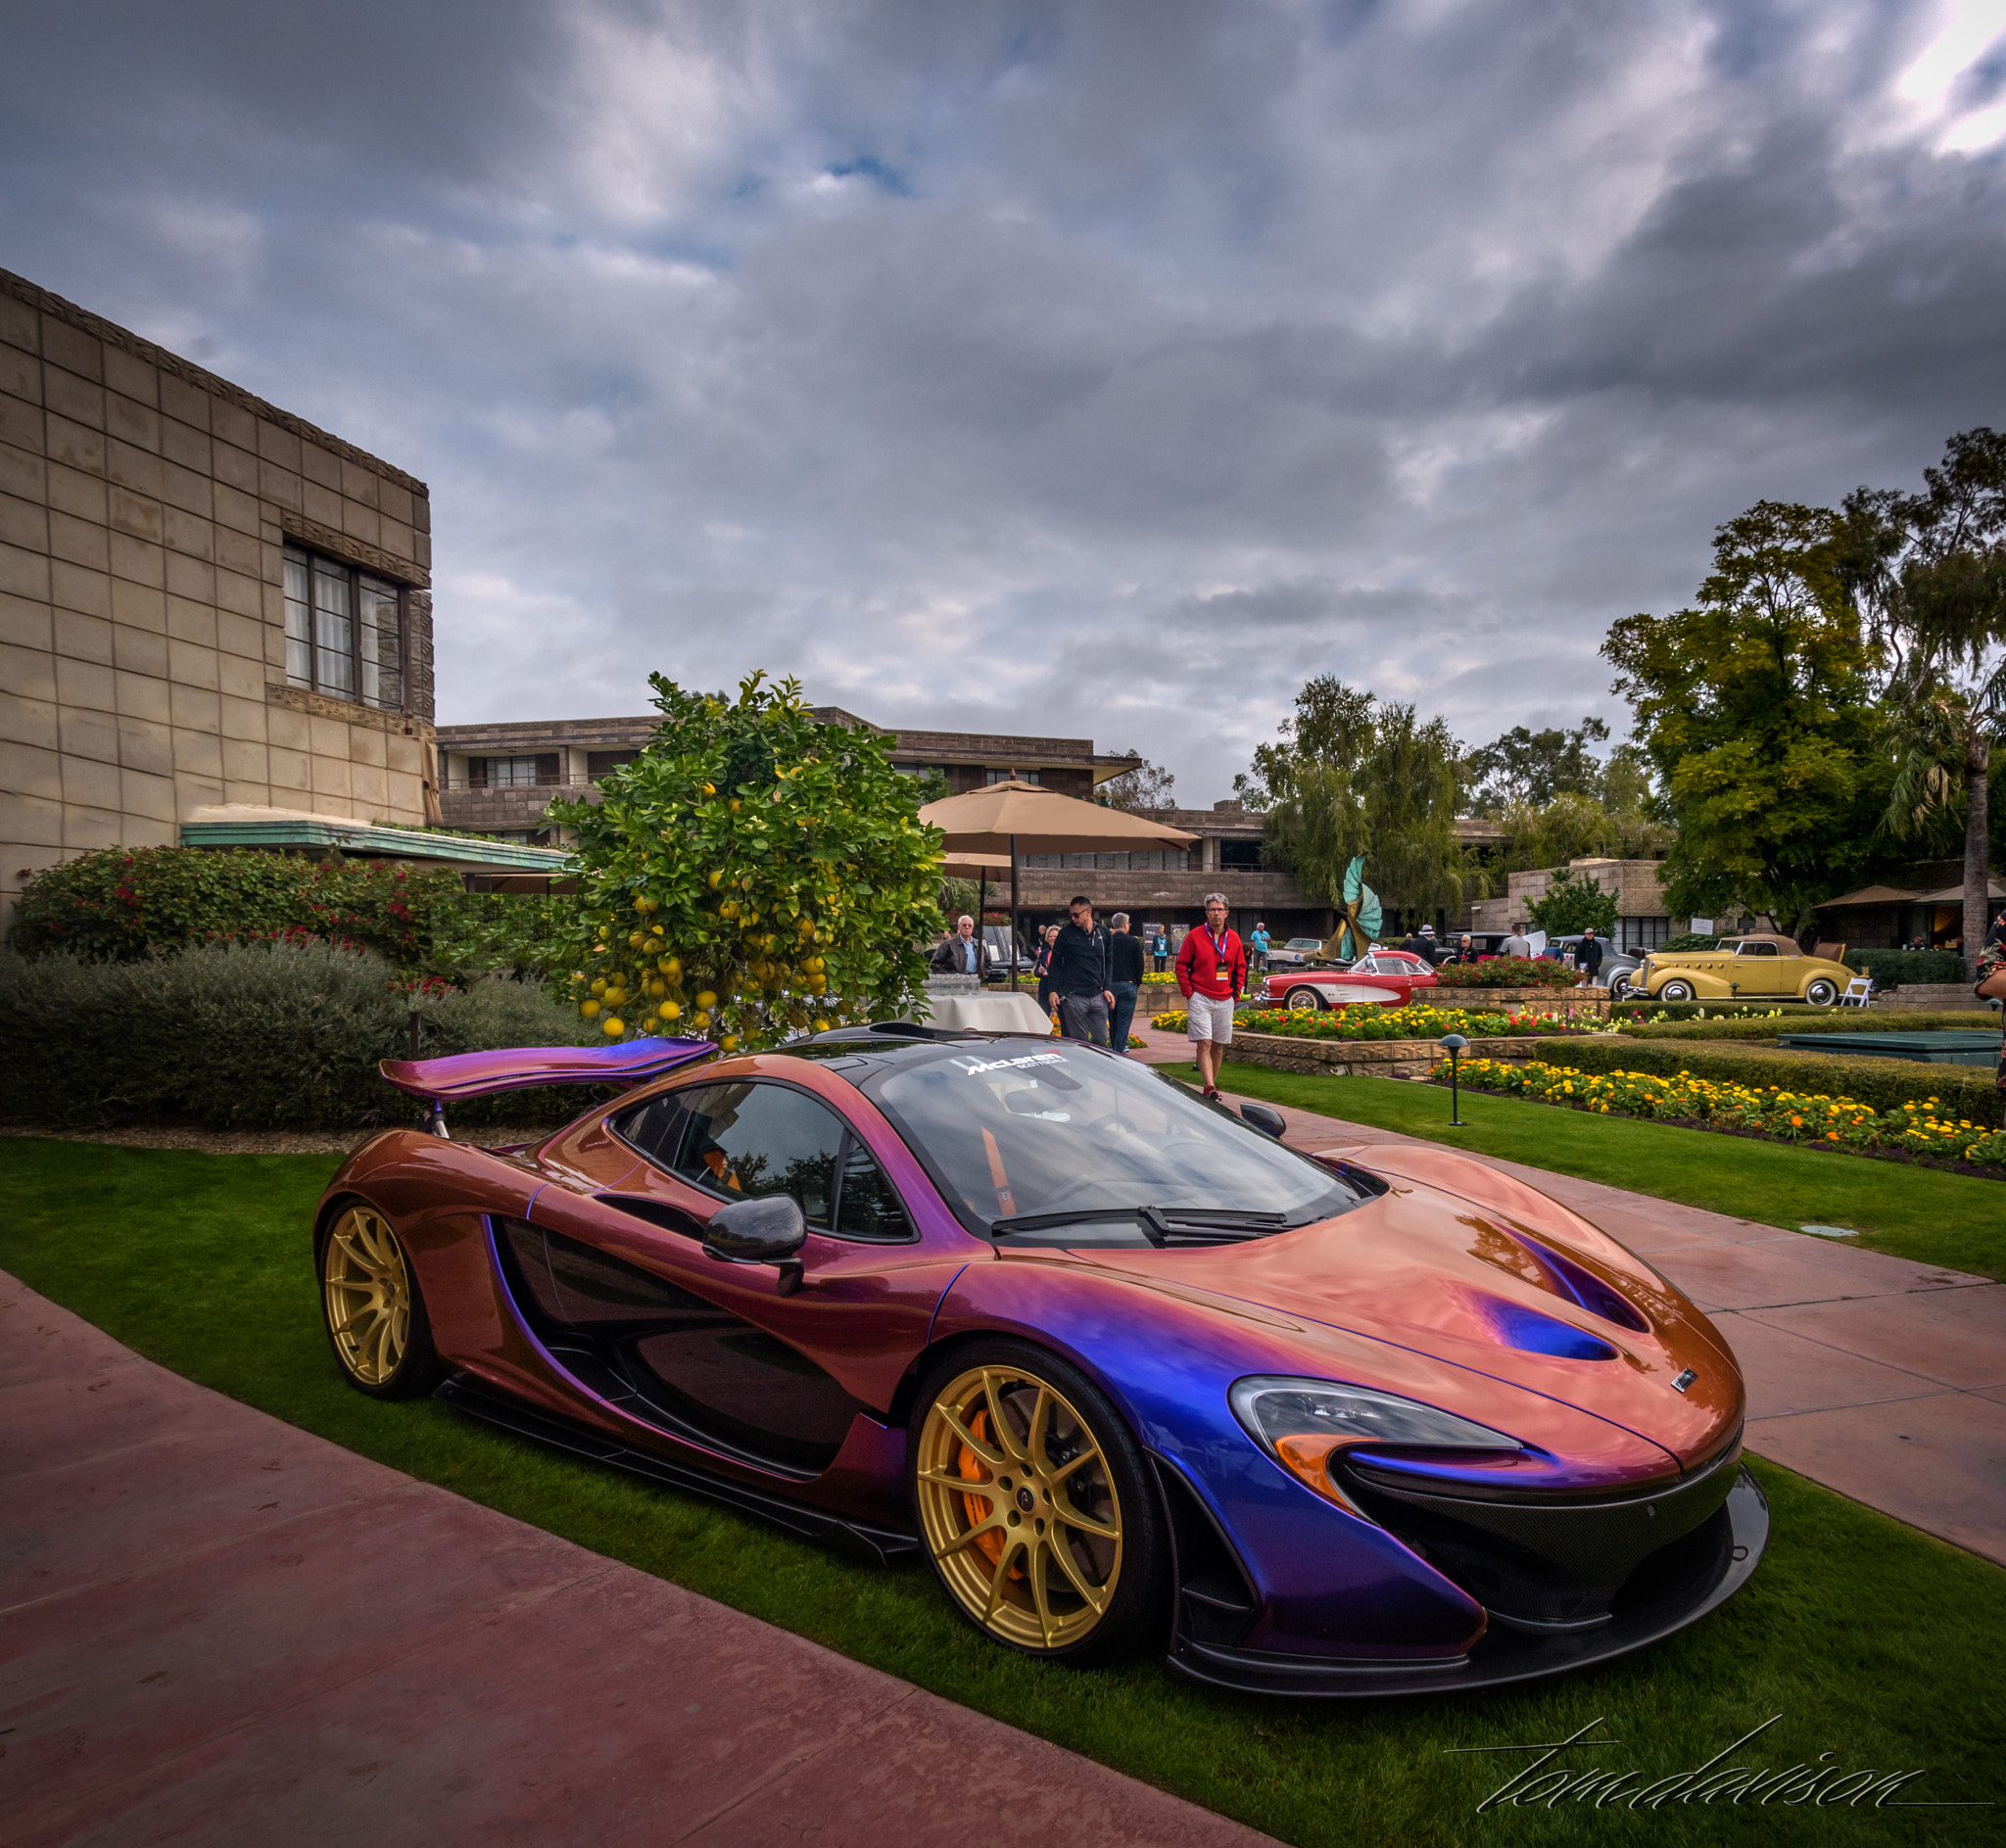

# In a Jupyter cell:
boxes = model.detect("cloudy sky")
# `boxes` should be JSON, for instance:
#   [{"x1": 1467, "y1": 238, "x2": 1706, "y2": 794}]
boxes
[{"x1": 4, "y1": 1, "x2": 2003, "y2": 800}]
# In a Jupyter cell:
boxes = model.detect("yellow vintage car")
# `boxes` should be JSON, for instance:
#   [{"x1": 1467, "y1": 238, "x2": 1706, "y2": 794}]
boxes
[{"x1": 1628, "y1": 934, "x2": 1850, "y2": 1007}]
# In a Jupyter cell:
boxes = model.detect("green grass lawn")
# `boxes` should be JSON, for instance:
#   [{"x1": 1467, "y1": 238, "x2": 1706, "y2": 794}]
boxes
[
  {"x1": 3, "y1": 1137, "x2": 2001, "y2": 1844},
  {"x1": 1188, "y1": 1062, "x2": 2004, "y2": 1282}
]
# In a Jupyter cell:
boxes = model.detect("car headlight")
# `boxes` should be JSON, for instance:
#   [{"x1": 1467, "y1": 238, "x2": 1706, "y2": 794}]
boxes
[{"x1": 1229, "y1": 1376, "x2": 1524, "y2": 1513}]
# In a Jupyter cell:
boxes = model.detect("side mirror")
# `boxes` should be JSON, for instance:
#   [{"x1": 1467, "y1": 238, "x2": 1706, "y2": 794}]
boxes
[
  {"x1": 703, "y1": 1194, "x2": 808, "y2": 1296},
  {"x1": 1239, "y1": 1101, "x2": 1287, "y2": 1140}
]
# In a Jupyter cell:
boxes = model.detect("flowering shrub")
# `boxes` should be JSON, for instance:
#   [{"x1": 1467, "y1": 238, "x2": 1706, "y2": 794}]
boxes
[
  {"x1": 9, "y1": 847, "x2": 474, "y2": 970},
  {"x1": 1430, "y1": 958, "x2": 1585, "y2": 991},
  {"x1": 1235, "y1": 1003, "x2": 1580, "y2": 1042},
  {"x1": 1435, "y1": 1057, "x2": 2006, "y2": 1167}
]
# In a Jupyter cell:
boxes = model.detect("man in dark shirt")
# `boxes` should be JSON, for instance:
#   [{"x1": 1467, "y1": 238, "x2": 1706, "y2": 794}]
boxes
[
  {"x1": 1106, "y1": 911, "x2": 1146, "y2": 1055},
  {"x1": 1049, "y1": 894, "x2": 1115, "y2": 1045},
  {"x1": 1577, "y1": 927, "x2": 1604, "y2": 979}
]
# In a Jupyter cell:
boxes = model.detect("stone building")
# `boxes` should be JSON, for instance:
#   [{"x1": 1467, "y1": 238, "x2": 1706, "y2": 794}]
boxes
[
  {"x1": 433, "y1": 708, "x2": 1143, "y2": 840},
  {"x1": 0, "y1": 267, "x2": 439, "y2": 928},
  {"x1": 1464, "y1": 857, "x2": 1686, "y2": 950}
]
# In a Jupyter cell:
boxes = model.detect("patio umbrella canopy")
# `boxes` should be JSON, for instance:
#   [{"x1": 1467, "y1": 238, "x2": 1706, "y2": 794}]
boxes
[{"x1": 919, "y1": 782, "x2": 1198, "y2": 988}]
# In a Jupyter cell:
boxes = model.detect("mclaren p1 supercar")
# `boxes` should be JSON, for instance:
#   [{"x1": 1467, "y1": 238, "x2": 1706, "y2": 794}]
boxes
[{"x1": 314, "y1": 1023, "x2": 1766, "y2": 1696}]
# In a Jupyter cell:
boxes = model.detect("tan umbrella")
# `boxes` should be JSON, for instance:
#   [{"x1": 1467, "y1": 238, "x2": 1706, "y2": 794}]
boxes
[{"x1": 920, "y1": 782, "x2": 1197, "y2": 987}]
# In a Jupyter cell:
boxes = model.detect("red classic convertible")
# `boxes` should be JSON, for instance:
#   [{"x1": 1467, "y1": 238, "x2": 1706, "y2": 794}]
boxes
[{"x1": 1260, "y1": 950, "x2": 1440, "y2": 1013}]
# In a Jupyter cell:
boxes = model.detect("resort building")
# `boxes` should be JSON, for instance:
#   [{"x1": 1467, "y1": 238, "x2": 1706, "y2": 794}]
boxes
[{"x1": 0, "y1": 267, "x2": 451, "y2": 927}]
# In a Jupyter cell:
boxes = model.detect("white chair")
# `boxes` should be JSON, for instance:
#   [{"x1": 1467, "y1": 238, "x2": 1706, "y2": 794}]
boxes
[{"x1": 1837, "y1": 976, "x2": 1872, "y2": 1009}]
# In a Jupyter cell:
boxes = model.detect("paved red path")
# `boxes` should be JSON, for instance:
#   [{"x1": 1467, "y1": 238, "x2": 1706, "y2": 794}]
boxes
[
  {"x1": 1130, "y1": 1024, "x2": 2006, "y2": 1564},
  {"x1": 0, "y1": 1274, "x2": 1276, "y2": 1848}
]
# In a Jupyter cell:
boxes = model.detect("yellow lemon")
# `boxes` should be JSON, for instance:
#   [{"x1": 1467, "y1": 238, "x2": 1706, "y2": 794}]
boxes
[
  {"x1": 634, "y1": 896, "x2": 648, "y2": 914},
  {"x1": 719, "y1": 1035, "x2": 739, "y2": 1051},
  {"x1": 707, "y1": 870, "x2": 723, "y2": 887},
  {"x1": 729, "y1": 797, "x2": 740, "y2": 811},
  {"x1": 628, "y1": 930, "x2": 645, "y2": 948},
  {"x1": 591, "y1": 977, "x2": 607, "y2": 995},
  {"x1": 696, "y1": 990, "x2": 718, "y2": 1010},
  {"x1": 659, "y1": 957, "x2": 681, "y2": 978},
  {"x1": 603, "y1": 1017, "x2": 625, "y2": 1037},
  {"x1": 692, "y1": 1011, "x2": 711, "y2": 1029},
  {"x1": 659, "y1": 1001, "x2": 681, "y2": 1021},
  {"x1": 702, "y1": 782, "x2": 716, "y2": 794},
  {"x1": 651, "y1": 924, "x2": 664, "y2": 935},
  {"x1": 581, "y1": 999, "x2": 600, "y2": 1019},
  {"x1": 813, "y1": 1018, "x2": 830, "y2": 1033}
]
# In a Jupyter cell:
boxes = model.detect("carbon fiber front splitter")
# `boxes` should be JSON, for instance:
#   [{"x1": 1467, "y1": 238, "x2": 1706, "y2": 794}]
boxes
[{"x1": 1166, "y1": 1467, "x2": 1769, "y2": 1698}]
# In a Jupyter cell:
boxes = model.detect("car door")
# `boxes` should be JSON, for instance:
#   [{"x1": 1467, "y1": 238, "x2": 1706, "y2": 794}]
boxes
[
  {"x1": 1734, "y1": 939, "x2": 1788, "y2": 994},
  {"x1": 524, "y1": 1076, "x2": 956, "y2": 1480}
]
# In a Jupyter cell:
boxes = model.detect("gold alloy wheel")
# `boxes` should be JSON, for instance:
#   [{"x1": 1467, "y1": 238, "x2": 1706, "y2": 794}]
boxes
[
  {"x1": 914, "y1": 1363, "x2": 1123, "y2": 1651},
  {"x1": 321, "y1": 1205, "x2": 414, "y2": 1387}
]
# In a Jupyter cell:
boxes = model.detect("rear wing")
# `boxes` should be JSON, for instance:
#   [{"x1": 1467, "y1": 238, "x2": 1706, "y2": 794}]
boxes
[{"x1": 379, "y1": 1035, "x2": 716, "y2": 1108}]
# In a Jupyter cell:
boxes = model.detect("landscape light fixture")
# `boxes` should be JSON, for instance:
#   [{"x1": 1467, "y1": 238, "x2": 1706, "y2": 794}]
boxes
[{"x1": 1438, "y1": 1032, "x2": 1469, "y2": 1126}]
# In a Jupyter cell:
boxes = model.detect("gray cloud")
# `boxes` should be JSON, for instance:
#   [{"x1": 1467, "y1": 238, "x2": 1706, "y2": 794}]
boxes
[{"x1": 3, "y1": 0, "x2": 2002, "y2": 797}]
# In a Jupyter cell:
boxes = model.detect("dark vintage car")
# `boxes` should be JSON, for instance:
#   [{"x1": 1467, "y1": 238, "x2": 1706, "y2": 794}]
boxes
[{"x1": 315, "y1": 1025, "x2": 1765, "y2": 1696}]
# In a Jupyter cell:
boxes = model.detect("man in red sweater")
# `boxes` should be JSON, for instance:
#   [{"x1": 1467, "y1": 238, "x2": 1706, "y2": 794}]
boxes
[{"x1": 1175, "y1": 892, "x2": 1246, "y2": 1100}]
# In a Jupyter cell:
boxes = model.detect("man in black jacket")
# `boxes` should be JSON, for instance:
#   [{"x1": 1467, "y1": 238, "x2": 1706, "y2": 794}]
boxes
[
  {"x1": 1050, "y1": 894, "x2": 1115, "y2": 1045},
  {"x1": 1106, "y1": 911, "x2": 1146, "y2": 1054},
  {"x1": 1577, "y1": 927, "x2": 1604, "y2": 979}
]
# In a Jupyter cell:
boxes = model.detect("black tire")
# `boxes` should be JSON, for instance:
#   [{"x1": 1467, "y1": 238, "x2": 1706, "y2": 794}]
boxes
[
  {"x1": 1284, "y1": 986, "x2": 1321, "y2": 1013},
  {"x1": 315, "y1": 1198, "x2": 442, "y2": 1400},
  {"x1": 1658, "y1": 979, "x2": 1696, "y2": 1003},
  {"x1": 909, "y1": 1338, "x2": 1170, "y2": 1667},
  {"x1": 1804, "y1": 978, "x2": 1839, "y2": 1008}
]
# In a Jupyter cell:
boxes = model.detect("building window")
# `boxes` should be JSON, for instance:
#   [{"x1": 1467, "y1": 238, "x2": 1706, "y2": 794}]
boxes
[
  {"x1": 986, "y1": 768, "x2": 1038, "y2": 785},
  {"x1": 1616, "y1": 916, "x2": 1670, "y2": 951},
  {"x1": 1020, "y1": 849, "x2": 1186, "y2": 871},
  {"x1": 588, "y1": 750, "x2": 639, "y2": 779},
  {"x1": 283, "y1": 544, "x2": 405, "y2": 710},
  {"x1": 470, "y1": 754, "x2": 560, "y2": 788},
  {"x1": 1218, "y1": 839, "x2": 1263, "y2": 869}
]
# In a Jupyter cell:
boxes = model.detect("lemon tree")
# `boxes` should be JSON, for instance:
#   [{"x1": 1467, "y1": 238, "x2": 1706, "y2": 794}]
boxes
[{"x1": 546, "y1": 672, "x2": 943, "y2": 1049}]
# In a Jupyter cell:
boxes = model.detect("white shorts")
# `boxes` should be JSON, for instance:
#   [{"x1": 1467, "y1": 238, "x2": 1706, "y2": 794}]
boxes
[{"x1": 1186, "y1": 992, "x2": 1236, "y2": 1043}]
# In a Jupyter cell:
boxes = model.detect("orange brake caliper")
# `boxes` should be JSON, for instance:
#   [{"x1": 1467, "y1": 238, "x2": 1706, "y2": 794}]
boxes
[{"x1": 958, "y1": 1409, "x2": 1009, "y2": 1567}]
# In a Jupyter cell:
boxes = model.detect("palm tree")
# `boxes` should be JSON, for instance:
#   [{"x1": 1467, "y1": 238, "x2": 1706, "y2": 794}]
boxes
[{"x1": 1839, "y1": 430, "x2": 2006, "y2": 976}]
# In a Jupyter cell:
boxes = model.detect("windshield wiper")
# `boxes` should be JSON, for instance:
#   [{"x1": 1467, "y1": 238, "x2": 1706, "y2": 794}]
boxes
[
  {"x1": 990, "y1": 1208, "x2": 1153, "y2": 1237},
  {"x1": 989, "y1": 1204, "x2": 1293, "y2": 1244}
]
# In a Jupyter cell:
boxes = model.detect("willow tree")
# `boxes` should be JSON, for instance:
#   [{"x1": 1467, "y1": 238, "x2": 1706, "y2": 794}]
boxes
[
  {"x1": 546, "y1": 673, "x2": 943, "y2": 1049},
  {"x1": 1253, "y1": 677, "x2": 1463, "y2": 926}
]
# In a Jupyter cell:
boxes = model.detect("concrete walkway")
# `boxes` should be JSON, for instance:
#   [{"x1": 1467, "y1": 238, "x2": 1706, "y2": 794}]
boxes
[
  {"x1": 1131, "y1": 1025, "x2": 2006, "y2": 1565},
  {"x1": 0, "y1": 1275, "x2": 1275, "y2": 1848}
]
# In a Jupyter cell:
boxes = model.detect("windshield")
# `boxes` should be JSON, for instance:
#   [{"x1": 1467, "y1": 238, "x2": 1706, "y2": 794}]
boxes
[{"x1": 863, "y1": 1038, "x2": 1364, "y2": 1246}]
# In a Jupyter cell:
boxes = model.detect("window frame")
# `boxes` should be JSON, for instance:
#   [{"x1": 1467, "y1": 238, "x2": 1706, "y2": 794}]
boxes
[
  {"x1": 281, "y1": 541, "x2": 408, "y2": 713},
  {"x1": 609, "y1": 1077, "x2": 921, "y2": 1246}
]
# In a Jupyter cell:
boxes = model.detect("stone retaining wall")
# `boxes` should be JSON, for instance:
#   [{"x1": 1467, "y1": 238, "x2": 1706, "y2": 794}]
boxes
[
  {"x1": 1421, "y1": 986, "x2": 1612, "y2": 1019},
  {"x1": 1223, "y1": 1031, "x2": 1558, "y2": 1080}
]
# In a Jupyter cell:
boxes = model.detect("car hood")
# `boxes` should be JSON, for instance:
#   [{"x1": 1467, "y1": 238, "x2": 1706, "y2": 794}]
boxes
[{"x1": 1068, "y1": 1152, "x2": 1740, "y2": 1469}]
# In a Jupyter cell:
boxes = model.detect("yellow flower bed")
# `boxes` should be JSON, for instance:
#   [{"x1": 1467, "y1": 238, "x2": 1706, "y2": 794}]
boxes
[{"x1": 1437, "y1": 1056, "x2": 2006, "y2": 1166}]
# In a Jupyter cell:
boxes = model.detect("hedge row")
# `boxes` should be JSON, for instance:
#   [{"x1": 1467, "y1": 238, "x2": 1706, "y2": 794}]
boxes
[
  {"x1": 1524, "y1": 1034, "x2": 2002, "y2": 1125},
  {"x1": 1844, "y1": 947, "x2": 1969, "y2": 987},
  {"x1": 1618, "y1": 1011, "x2": 2002, "y2": 1041},
  {"x1": 0, "y1": 943, "x2": 603, "y2": 1129}
]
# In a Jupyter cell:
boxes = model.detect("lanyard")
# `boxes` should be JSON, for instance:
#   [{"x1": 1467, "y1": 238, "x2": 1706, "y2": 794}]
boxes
[{"x1": 1208, "y1": 926, "x2": 1228, "y2": 962}]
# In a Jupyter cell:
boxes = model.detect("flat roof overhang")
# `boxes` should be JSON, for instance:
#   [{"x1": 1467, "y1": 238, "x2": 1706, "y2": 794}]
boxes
[{"x1": 179, "y1": 807, "x2": 575, "y2": 877}]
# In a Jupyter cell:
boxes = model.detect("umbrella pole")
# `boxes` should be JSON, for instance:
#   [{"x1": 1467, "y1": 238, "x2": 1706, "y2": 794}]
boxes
[
  {"x1": 979, "y1": 873, "x2": 988, "y2": 974},
  {"x1": 1009, "y1": 833, "x2": 1020, "y2": 992}
]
